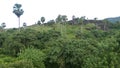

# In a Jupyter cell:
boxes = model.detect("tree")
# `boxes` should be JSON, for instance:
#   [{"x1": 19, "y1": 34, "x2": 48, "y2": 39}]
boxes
[
  {"x1": 41, "y1": 17, "x2": 45, "y2": 24},
  {"x1": 103, "y1": 19, "x2": 108, "y2": 31},
  {"x1": 23, "y1": 22, "x2": 27, "y2": 27},
  {"x1": 37, "y1": 20, "x2": 41, "y2": 25},
  {"x1": 61, "y1": 15, "x2": 68, "y2": 36},
  {"x1": 18, "y1": 48, "x2": 45, "y2": 68},
  {"x1": 13, "y1": 3, "x2": 24, "y2": 31},
  {"x1": 61, "y1": 15, "x2": 68, "y2": 23},
  {"x1": 79, "y1": 16, "x2": 85, "y2": 33},
  {"x1": 72, "y1": 15, "x2": 76, "y2": 24},
  {"x1": 46, "y1": 19, "x2": 55, "y2": 26},
  {"x1": 8, "y1": 60, "x2": 34, "y2": 68},
  {"x1": 56, "y1": 15, "x2": 62, "y2": 23},
  {"x1": 94, "y1": 17, "x2": 97, "y2": 21},
  {"x1": 94, "y1": 17, "x2": 98, "y2": 28},
  {"x1": 72, "y1": 15, "x2": 75, "y2": 20},
  {"x1": 1, "y1": 22, "x2": 6, "y2": 29}
]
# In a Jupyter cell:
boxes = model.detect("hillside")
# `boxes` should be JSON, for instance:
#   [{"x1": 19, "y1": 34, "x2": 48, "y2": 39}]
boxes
[
  {"x1": 105, "y1": 16, "x2": 120, "y2": 23},
  {"x1": 0, "y1": 22, "x2": 120, "y2": 68}
]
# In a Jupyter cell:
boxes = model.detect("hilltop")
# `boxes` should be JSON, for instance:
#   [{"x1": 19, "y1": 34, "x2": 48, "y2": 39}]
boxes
[{"x1": 105, "y1": 16, "x2": 120, "y2": 23}]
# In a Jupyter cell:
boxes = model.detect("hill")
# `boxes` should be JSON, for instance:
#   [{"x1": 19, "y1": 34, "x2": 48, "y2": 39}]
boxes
[
  {"x1": 0, "y1": 22, "x2": 120, "y2": 68},
  {"x1": 105, "y1": 16, "x2": 120, "y2": 23}
]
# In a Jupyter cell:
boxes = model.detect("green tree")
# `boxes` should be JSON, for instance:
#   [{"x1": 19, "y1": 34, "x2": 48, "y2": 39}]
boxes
[
  {"x1": 0, "y1": 32, "x2": 6, "y2": 47},
  {"x1": 61, "y1": 15, "x2": 68, "y2": 36},
  {"x1": 1, "y1": 22, "x2": 6, "y2": 29},
  {"x1": 18, "y1": 48, "x2": 46, "y2": 68},
  {"x1": 23, "y1": 22, "x2": 27, "y2": 27},
  {"x1": 94, "y1": 17, "x2": 97, "y2": 26},
  {"x1": 103, "y1": 19, "x2": 108, "y2": 31},
  {"x1": 72, "y1": 15, "x2": 76, "y2": 25},
  {"x1": 2, "y1": 40, "x2": 25, "y2": 56},
  {"x1": 13, "y1": 3, "x2": 24, "y2": 30},
  {"x1": 61, "y1": 15, "x2": 68, "y2": 23},
  {"x1": 37, "y1": 20, "x2": 41, "y2": 25},
  {"x1": 8, "y1": 60, "x2": 34, "y2": 68},
  {"x1": 56, "y1": 15, "x2": 62, "y2": 23},
  {"x1": 55, "y1": 15, "x2": 62, "y2": 34},
  {"x1": 79, "y1": 16, "x2": 85, "y2": 36},
  {"x1": 41, "y1": 17, "x2": 45, "y2": 24},
  {"x1": 46, "y1": 19, "x2": 55, "y2": 26}
]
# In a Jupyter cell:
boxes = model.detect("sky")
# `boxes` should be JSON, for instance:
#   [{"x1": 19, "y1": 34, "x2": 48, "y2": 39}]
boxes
[{"x1": 0, "y1": 0, "x2": 120, "y2": 28}]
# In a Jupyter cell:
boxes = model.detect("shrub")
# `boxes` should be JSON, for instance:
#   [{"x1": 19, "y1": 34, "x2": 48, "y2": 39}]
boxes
[{"x1": 18, "y1": 48, "x2": 46, "y2": 68}]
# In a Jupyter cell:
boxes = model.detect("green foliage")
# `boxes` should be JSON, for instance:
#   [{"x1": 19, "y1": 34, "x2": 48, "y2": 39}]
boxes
[
  {"x1": 0, "y1": 21, "x2": 120, "y2": 68},
  {"x1": 0, "y1": 32, "x2": 6, "y2": 47},
  {"x1": 46, "y1": 20, "x2": 55, "y2": 26},
  {"x1": 23, "y1": 22, "x2": 27, "y2": 27},
  {"x1": 84, "y1": 23, "x2": 96, "y2": 30},
  {"x1": 37, "y1": 20, "x2": 41, "y2": 25},
  {"x1": 8, "y1": 60, "x2": 34, "y2": 68},
  {"x1": 18, "y1": 48, "x2": 46, "y2": 68},
  {"x1": 0, "y1": 55, "x2": 16, "y2": 63},
  {"x1": 1, "y1": 22, "x2": 6, "y2": 28},
  {"x1": 41, "y1": 17, "x2": 45, "y2": 24},
  {"x1": 2, "y1": 40, "x2": 24, "y2": 56},
  {"x1": 13, "y1": 3, "x2": 24, "y2": 17}
]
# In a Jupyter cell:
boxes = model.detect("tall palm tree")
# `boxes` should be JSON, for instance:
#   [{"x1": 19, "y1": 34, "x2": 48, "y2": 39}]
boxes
[
  {"x1": 56, "y1": 15, "x2": 62, "y2": 23},
  {"x1": 72, "y1": 15, "x2": 75, "y2": 24},
  {"x1": 103, "y1": 19, "x2": 108, "y2": 31},
  {"x1": 13, "y1": 3, "x2": 24, "y2": 31},
  {"x1": 61, "y1": 15, "x2": 68, "y2": 36},
  {"x1": 62, "y1": 15, "x2": 68, "y2": 23},
  {"x1": 80, "y1": 17, "x2": 85, "y2": 29},
  {"x1": 41, "y1": 17, "x2": 45, "y2": 25},
  {"x1": 94, "y1": 17, "x2": 98, "y2": 28},
  {"x1": 41, "y1": 17, "x2": 45, "y2": 32},
  {"x1": 55, "y1": 15, "x2": 62, "y2": 34}
]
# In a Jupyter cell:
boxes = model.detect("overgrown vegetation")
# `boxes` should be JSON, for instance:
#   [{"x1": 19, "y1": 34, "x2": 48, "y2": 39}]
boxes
[{"x1": 0, "y1": 18, "x2": 120, "y2": 68}]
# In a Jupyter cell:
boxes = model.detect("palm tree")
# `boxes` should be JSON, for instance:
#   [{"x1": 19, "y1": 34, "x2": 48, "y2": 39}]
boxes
[
  {"x1": 0, "y1": 22, "x2": 6, "y2": 32},
  {"x1": 56, "y1": 15, "x2": 62, "y2": 23},
  {"x1": 103, "y1": 19, "x2": 108, "y2": 31},
  {"x1": 1, "y1": 22, "x2": 6, "y2": 28},
  {"x1": 23, "y1": 22, "x2": 27, "y2": 29},
  {"x1": 61, "y1": 15, "x2": 68, "y2": 36},
  {"x1": 13, "y1": 3, "x2": 24, "y2": 31},
  {"x1": 37, "y1": 20, "x2": 41, "y2": 25},
  {"x1": 94, "y1": 17, "x2": 98, "y2": 28},
  {"x1": 62, "y1": 15, "x2": 68, "y2": 23},
  {"x1": 23, "y1": 22, "x2": 27, "y2": 27},
  {"x1": 72, "y1": 15, "x2": 75, "y2": 24},
  {"x1": 41, "y1": 17, "x2": 45, "y2": 32},
  {"x1": 41, "y1": 17, "x2": 45, "y2": 25},
  {"x1": 79, "y1": 16, "x2": 85, "y2": 38}
]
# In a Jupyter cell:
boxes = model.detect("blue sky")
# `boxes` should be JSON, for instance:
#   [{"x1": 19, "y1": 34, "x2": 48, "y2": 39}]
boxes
[{"x1": 0, "y1": 0, "x2": 120, "y2": 28}]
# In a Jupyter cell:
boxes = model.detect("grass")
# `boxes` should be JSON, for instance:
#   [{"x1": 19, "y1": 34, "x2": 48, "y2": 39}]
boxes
[{"x1": 26, "y1": 23, "x2": 83, "y2": 39}]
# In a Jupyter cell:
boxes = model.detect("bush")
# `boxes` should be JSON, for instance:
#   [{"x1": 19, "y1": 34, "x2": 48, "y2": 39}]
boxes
[
  {"x1": 8, "y1": 59, "x2": 34, "y2": 68},
  {"x1": 18, "y1": 48, "x2": 46, "y2": 68}
]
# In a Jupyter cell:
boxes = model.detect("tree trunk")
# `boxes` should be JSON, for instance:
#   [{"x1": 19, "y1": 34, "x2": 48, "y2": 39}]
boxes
[
  {"x1": 18, "y1": 17, "x2": 20, "y2": 31},
  {"x1": 104, "y1": 22, "x2": 106, "y2": 31},
  {"x1": 61, "y1": 23, "x2": 63, "y2": 36}
]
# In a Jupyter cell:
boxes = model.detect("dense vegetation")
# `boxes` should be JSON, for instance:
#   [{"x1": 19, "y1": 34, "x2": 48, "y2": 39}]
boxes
[{"x1": 0, "y1": 17, "x2": 120, "y2": 68}]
